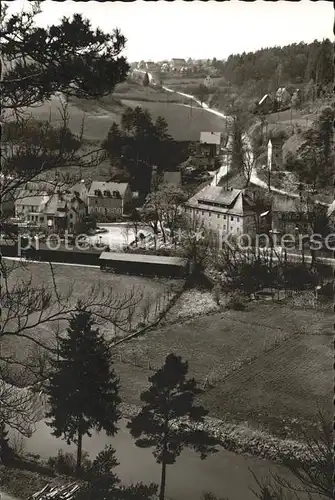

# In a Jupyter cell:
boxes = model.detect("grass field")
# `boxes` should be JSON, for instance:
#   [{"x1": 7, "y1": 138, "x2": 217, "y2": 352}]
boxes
[
  {"x1": 114, "y1": 302, "x2": 333, "y2": 438},
  {"x1": 2, "y1": 260, "x2": 179, "y2": 366},
  {"x1": 24, "y1": 80, "x2": 225, "y2": 142}
]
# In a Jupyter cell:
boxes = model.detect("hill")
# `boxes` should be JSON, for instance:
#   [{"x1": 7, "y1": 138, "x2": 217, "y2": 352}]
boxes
[{"x1": 24, "y1": 81, "x2": 226, "y2": 143}]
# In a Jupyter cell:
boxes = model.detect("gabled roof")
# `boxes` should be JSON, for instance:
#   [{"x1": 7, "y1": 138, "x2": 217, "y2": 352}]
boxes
[
  {"x1": 171, "y1": 58, "x2": 187, "y2": 65},
  {"x1": 258, "y1": 94, "x2": 271, "y2": 106},
  {"x1": 15, "y1": 191, "x2": 49, "y2": 206},
  {"x1": 187, "y1": 186, "x2": 243, "y2": 215},
  {"x1": 200, "y1": 132, "x2": 222, "y2": 145},
  {"x1": 88, "y1": 181, "x2": 129, "y2": 197}
]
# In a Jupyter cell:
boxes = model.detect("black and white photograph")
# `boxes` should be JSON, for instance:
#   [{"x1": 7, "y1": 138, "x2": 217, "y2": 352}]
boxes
[{"x1": 0, "y1": 0, "x2": 334, "y2": 499}]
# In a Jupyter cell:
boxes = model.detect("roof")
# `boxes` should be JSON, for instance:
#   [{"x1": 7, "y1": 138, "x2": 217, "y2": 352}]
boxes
[
  {"x1": 88, "y1": 181, "x2": 129, "y2": 197},
  {"x1": 163, "y1": 171, "x2": 181, "y2": 185},
  {"x1": 99, "y1": 252, "x2": 187, "y2": 267},
  {"x1": 15, "y1": 191, "x2": 49, "y2": 206},
  {"x1": 43, "y1": 194, "x2": 67, "y2": 215},
  {"x1": 171, "y1": 58, "x2": 186, "y2": 65},
  {"x1": 200, "y1": 132, "x2": 222, "y2": 145},
  {"x1": 187, "y1": 186, "x2": 243, "y2": 215},
  {"x1": 258, "y1": 94, "x2": 272, "y2": 106}
]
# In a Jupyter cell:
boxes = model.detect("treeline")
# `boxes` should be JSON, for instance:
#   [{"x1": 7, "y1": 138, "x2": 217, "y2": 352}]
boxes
[
  {"x1": 102, "y1": 106, "x2": 189, "y2": 195},
  {"x1": 212, "y1": 39, "x2": 333, "y2": 92}
]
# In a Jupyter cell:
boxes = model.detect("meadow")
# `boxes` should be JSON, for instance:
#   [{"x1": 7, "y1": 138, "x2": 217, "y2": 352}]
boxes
[
  {"x1": 2, "y1": 259, "x2": 180, "y2": 368},
  {"x1": 114, "y1": 301, "x2": 333, "y2": 439}
]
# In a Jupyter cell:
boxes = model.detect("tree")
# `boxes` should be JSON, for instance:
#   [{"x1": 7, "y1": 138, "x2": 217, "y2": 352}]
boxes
[
  {"x1": 143, "y1": 72, "x2": 150, "y2": 87},
  {"x1": 127, "y1": 353, "x2": 218, "y2": 500},
  {"x1": 195, "y1": 84, "x2": 210, "y2": 106},
  {"x1": 315, "y1": 39, "x2": 334, "y2": 89},
  {"x1": 46, "y1": 307, "x2": 121, "y2": 476}
]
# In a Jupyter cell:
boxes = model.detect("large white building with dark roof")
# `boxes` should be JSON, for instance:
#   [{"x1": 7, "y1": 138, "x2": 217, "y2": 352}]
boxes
[
  {"x1": 87, "y1": 181, "x2": 132, "y2": 217},
  {"x1": 185, "y1": 185, "x2": 257, "y2": 237}
]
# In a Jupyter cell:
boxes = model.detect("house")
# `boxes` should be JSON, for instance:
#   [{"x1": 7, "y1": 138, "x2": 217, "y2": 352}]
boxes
[
  {"x1": 87, "y1": 181, "x2": 132, "y2": 217},
  {"x1": 160, "y1": 62, "x2": 170, "y2": 73},
  {"x1": 200, "y1": 132, "x2": 222, "y2": 158},
  {"x1": 257, "y1": 94, "x2": 273, "y2": 114},
  {"x1": 170, "y1": 58, "x2": 187, "y2": 72},
  {"x1": 203, "y1": 75, "x2": 214, "y2": 89},
  {"x1": 185, "y1": 185, "x2": 257, "y2": 240},
  {"x1": 163, "y1": 171, "x2": 182, "y2": 186},
  {"x1": 275, "y1": 88, "x2": 291, "y2": 110},
  {"x1": 145, "y1": 61, "x2": 158, "y2": 72},
  {"x1": 68, "y1": 180, "x2": 89, "y2": 205},
  {"x1": 42, "y1": 192, "x2": 86, "y2": 232},
  {"x1": 15, "y1": 190, "x2": 50, "y2": 223}
]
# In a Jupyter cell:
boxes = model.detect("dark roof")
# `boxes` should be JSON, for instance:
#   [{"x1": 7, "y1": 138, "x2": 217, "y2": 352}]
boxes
[
  {"x1": 88, "y1": 181, "x2": 129, "y2": 197},
  {"x1": 99, "y1": 252, "x2": 187, "y2": 267}
]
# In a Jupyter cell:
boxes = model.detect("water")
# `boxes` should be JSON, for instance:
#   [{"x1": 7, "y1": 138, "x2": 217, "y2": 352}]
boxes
[{"x1": 13, "y1": 419, "x2": 309, "y2": 500}]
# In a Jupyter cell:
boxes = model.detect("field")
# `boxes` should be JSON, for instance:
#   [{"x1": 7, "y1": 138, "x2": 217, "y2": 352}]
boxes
[
  {"x1": 2, "y1": 260, "x2": 179, "y2": 366},
  {"x1": 114, "y1": 302, "x2": 333, "y2": 438},
  {"x1": 24, "y1": 80, "x2": 225, "y2": 142}
]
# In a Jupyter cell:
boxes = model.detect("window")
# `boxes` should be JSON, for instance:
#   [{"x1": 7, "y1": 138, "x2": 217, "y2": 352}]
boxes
[
  {"x1": 217, "y1": 214, "x2": 220, "y2": 218},
  {"x1": 231, "y1": 216, "x2": 234, "y2": 221},
  {"x1": 208, "y1": 212, "x2": 211, "y2": 217},
  {"x1": 40, "y1": 216, "x2": 44, "y2": 222},
  {"x1": 224, "y1": 215, "x2": 226, "y2": 220},
  {"x1": 94, "y1": 190, "x2": 101, "y2": 196},
  {"x1": 103, "y1": 190, "x2": 111, "y2": 197},
  {"x1": 69, "y1": 213, "x2": 73, "y2": 219},
  {"x1": 202, "y1": 211, "x2": 204, "y2": 215},
  {"x1": 95, "y1": 200, "x2": 98, "y2": 205},
  {"x1": 237, "y1": 217, "x2": 240, "y2": 222}
]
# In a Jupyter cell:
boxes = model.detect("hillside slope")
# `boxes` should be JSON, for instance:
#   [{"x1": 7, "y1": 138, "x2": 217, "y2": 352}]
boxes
[{"x1": 24, "y1": 81, "x2": 226, "y2": 142}]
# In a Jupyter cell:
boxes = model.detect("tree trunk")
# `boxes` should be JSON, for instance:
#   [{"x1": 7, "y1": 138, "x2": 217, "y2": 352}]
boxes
[
  {"x1": 76, "y1": 421, "x2": 83, "y2": 477},
  {"x1": 159, "y1": 460, "x2": 167, "y2": 500}
]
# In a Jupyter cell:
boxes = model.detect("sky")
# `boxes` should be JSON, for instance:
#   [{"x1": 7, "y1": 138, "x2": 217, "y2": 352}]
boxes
[{"x1": 6, "y1": 0, "x2": 333, "y2": 62}]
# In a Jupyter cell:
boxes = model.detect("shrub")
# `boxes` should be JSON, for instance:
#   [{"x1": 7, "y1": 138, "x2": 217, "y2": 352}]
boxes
[
  {"x1": 226, "y1": 293, "x2": 247, "y2": 311},
  {"x1": 47, "y1": 450, "x2": 91, "y2": 476}
]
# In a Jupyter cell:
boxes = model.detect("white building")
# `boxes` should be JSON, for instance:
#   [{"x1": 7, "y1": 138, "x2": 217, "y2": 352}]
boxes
[{"x1": 185, "y1": 185, "x2": 257, "y2": 238}]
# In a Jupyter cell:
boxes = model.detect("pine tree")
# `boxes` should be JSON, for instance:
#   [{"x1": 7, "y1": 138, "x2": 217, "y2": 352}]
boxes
[
  {"x1": 127, "y1": 353, "x2": 218, "y2": 500},
  {"x1": 46, "y1": 307, "x2": 121, "y2": 476}
]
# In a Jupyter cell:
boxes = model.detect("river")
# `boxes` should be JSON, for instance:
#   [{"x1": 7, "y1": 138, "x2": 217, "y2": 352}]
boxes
[{"x1": 9, "y1": 418, "x2": 317, "y2": 500}]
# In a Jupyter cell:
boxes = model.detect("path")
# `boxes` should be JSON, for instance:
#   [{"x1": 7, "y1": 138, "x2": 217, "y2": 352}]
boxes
[{"x1": 133, "y1": 70, "x2": 331, "y2": 207}]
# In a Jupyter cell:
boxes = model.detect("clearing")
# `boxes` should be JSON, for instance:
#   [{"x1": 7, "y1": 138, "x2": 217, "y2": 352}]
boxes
[{"x1": 114, "y1": 302, "x2": 333, "y2": 439}]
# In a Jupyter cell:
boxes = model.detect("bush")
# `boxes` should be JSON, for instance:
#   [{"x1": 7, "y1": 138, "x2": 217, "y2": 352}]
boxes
[
  {"x1": 47, "y1": 450, "x2": 91, "y2": 476},
  {"x1": 226, "y1": 293, "x2": 247, "y2": 311}
]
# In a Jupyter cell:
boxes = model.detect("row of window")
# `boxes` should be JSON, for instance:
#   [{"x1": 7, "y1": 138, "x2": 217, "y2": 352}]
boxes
[{"x1": 188, "y1": 208, "x2": 240, "y2": 222}]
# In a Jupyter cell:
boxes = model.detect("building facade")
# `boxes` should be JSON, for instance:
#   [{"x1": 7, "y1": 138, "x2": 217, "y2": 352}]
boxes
[
  {"x1": 87, "y1": 181, "x2": 132, "y2": 217},
  {"x1": 185, "y1": 186, "x2": 257, "y2": 242}
]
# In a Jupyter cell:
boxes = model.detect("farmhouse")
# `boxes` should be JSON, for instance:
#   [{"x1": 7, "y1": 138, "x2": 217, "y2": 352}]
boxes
[
  {"x1": 15, "y1": 190, "x2": 50, "y2": 222},
  {"x1": 99, "y1": 252, "x2": 189, "y2": 278},
  {"x1": 200, "y1": 131, "x2": 223, "y2": 157},
  {"x1": 87, "y1": 181, "x2": 132, "y2": 217},
  {"x1": 257, "y1": 94, "x2": 273, "y2": 114},
  {"x1": 275, "y1": 87, "x2": 291, "y2": 110},
  {"x1": 170, "y1": 58, "x2": 187, "y2": 72},
  {"x1": 185, "y1": 185, "x2": 257, "y2": 238}
]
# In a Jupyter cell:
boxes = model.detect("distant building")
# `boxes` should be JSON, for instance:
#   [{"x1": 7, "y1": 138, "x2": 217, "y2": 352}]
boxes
[
  {"x1": 87, "y1": 181, "x2": 132, "y2": 217},
  {"x1": 275, "y1": 88, "x2": 291, "y2": 110},
  {"x1": 185, "y1": 185, "x2": 257, "y2": 239},
  {"x1": 200, "y1": 132, "x2": 223, "y2": 157},
  {"x1": 203, "y1": 75, "x2": 213, "y2": 89},
  {"x1": 170, "y1": 58, "x2": 187, "y2": 72},
  {"x1": 145, "y1": 61, "x2": 158, "y2": 72},
  {"x1": 268, "y1": 137, "x2": 285, "y2": 170},
  {"x1": 163, "y1": 171, "x2": 182, "y2": 186},
  {"x1": 257, "y1": 94, "x2": 273, "y2": 114}
]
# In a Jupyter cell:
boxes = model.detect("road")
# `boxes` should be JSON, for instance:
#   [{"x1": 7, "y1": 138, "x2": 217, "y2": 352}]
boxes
[
  {"x1": 133, "y1": 70, "x2": 331, "y2": 208},
  {"x1": 10, "y1": 418, "x2": 311, "y2": 500}
]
